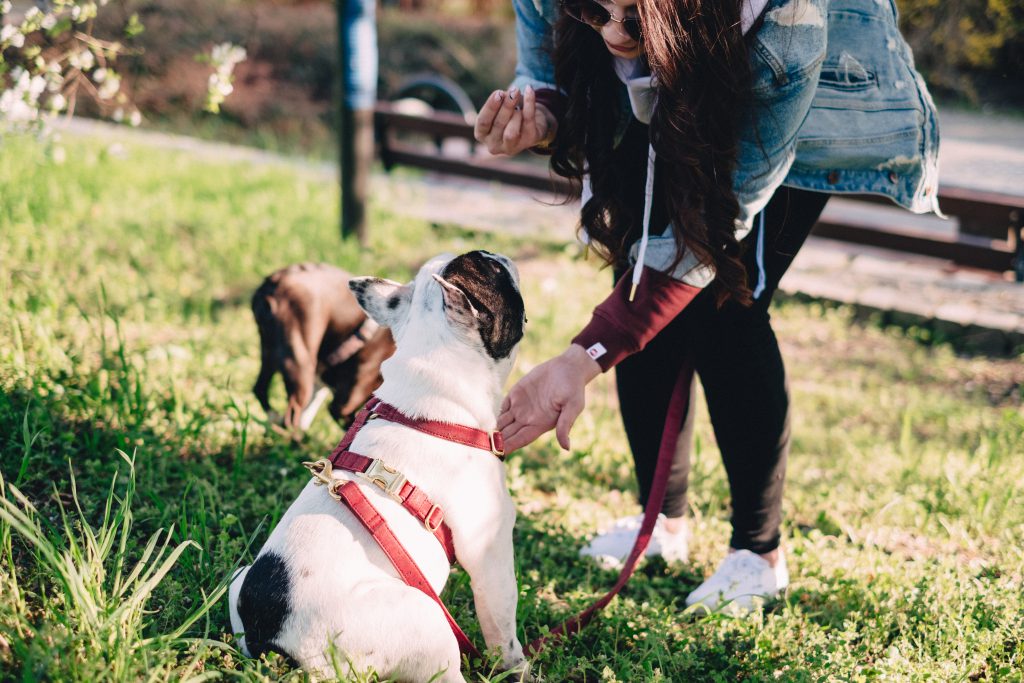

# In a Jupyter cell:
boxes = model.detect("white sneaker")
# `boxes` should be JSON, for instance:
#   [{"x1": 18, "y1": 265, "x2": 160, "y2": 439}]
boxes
[
  {"x1": 579, "y1": 514, "x2": 690, "y2": 571},
  {"x1": 684, "y1": 549, "x2": 789, "y2": 613}
]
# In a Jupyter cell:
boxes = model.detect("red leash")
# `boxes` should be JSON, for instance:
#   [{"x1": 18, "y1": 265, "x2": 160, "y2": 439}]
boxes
[
  {"x1": 525, "y1": 364, "x2": 692, "y2": 655},
  {"x1": 307, "y1": 371, "x2": 691, "y2": 661}
]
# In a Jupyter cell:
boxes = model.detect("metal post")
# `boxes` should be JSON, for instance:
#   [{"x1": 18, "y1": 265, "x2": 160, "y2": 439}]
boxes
[
  {"x1": 338, "y1": 0, "x2": 354, "y2": 241},
  {"x1": 338, "y1": 0, "x2": 374, "y2": 244}
]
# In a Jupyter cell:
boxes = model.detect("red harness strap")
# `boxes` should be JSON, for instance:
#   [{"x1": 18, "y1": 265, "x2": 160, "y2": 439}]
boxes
[
  {"x1": 362, "y1": 396, "x2": 506, "y2": 459},
  {"x1": 330, "y1": 479, "x2": 483, "y2": 660},
  {"x1": 326, "y1": 449, "x2": 456, "y2": 564}
]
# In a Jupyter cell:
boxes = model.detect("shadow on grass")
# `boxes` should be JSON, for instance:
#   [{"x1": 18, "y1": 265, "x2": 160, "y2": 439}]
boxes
[{"x1": 0, "y1": 375, "x2": 322, "y2": 638}]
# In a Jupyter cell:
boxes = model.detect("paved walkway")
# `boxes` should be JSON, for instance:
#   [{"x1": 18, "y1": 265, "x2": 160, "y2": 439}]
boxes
[{"x1": 60, "y1": 112, "x2": 1024, "y2": 353}]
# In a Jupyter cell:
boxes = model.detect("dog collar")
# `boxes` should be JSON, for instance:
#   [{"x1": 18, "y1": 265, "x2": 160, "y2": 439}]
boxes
[{"x1": 359, "y1": 396, "x2": 506, "y2": 460}]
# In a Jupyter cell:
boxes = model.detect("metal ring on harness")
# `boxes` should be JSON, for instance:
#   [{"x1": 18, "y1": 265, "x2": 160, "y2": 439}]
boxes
[{"x1": 424, "y1": 504, "x2": 445, "y2": 533}]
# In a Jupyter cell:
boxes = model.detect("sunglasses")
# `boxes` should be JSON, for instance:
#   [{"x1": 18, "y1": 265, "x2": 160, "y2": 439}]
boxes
[{"x1": 561, "y1": 0, "x2": 643, "y2": 43}]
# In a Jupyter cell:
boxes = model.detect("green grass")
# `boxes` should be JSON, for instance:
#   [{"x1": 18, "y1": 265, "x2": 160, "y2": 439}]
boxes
[{"x1": 1, "y1": 134, "x2": 1022, "y2": 682}]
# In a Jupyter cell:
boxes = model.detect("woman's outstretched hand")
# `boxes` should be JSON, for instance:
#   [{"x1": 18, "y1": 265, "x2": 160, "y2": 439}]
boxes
[
  {"x1": 498, "y1": 345, "x2": 602, "y2": 452},
  {"x1": 474, "y1": 84, "x2": 555, "y2": 156}
]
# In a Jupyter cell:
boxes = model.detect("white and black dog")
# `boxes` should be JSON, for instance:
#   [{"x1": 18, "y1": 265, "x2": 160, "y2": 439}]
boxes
[{"x1": 229, "y1": 251, "x2": 528, "y2": 681}]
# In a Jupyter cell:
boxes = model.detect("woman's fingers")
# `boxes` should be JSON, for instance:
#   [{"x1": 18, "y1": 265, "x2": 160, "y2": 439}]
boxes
[
  {"x1": 485, "y1": 86, "x2": 521, "y2": 154},
  {"x1": 504, "y1": 422, "x2": 545, "y2": 453},
  {"x1": 474, "y1": 90, "x2": 504, "y2": 142},
  {"x1": 521, "y1": 84, "x2": 538, "y2": 144},
  {"x1": 504, "y1": 108, "x2": 524, "y2": 146},
  {"x1": 497, "y1": 401, "x2": 515, "y2": 431},
  {"x1": 554, "y1": 393, "x2": 584, "y2": 451}
]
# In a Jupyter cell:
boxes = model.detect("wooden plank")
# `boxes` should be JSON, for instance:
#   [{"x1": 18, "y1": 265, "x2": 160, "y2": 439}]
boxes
[
  {"x1": 373, "y1": 107, "x2": 1023, "y2": 274},
  {"x1": 813, "y1": 217, "x2": 1014, "y2": 271}
]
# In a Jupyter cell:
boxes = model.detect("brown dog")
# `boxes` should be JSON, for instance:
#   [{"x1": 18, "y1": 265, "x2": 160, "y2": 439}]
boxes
[{"x1": 252, "y1": 263, "x2": 395, "y2": 432}]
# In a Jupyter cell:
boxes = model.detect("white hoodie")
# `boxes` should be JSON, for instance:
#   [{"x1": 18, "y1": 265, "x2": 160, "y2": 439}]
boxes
[{"x1": 580, "y1": 0, "x2": 769, "y2": 299}]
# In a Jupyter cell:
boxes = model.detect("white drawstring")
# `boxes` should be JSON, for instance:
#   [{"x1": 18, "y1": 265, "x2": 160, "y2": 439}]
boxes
[
  {"x1": 753, "y1": 209, "x2": 767, "y2": 299},
  {"x1": 629, "y1": 142, "x2": 657, "y2": 302}
]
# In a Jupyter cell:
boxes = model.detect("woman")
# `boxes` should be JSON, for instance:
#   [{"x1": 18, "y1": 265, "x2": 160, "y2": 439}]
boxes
[{"x1": 474, "y1": 0, "x2": 939, "y2": 611}]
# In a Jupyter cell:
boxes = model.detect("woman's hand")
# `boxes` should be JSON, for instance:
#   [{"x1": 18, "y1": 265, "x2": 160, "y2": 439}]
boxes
[
  {"x1": 498, "y1": 345, "x2": 602, "y2": 452},
  {"x1": 474, "y1": 84, "x2": 556, "y2": 156}
]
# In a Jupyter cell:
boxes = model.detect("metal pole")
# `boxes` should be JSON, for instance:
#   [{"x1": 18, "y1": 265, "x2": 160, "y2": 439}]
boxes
[
  {"x1": 338, "y1": 0, "x2": 353, "y2": 241},
  {"x1": 338, "y1": 0, "x2": 373, "y2": 244}
]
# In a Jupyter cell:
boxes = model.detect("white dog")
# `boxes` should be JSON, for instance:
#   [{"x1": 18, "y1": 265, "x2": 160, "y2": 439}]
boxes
[{"x1": 228, "y1": 251, "x2": 528, "y2": 682}]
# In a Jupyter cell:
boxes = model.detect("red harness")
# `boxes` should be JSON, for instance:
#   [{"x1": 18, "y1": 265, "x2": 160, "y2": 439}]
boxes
[
  {"x1": 304, "y1": 396, "x2": 503, "y2": 659},
  {"x1": 305, "y1": 373, "x2": 691, "y2": 663}
]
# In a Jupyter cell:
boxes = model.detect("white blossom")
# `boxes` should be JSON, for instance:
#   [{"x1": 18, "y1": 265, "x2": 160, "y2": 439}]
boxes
[
  {"x1": 1, "y1": 24, "x2": 25, "y2": 48},
  {"x1": 69, "y1": 50, "x2": 96, "y2": 71},
  {"x1": 97, "y1": 72, "x2": 120, "y2": 100},
  {"x1": 205, "y1": 42, "x2": 246, "y2": 113},
  {"x1": 1, "y1": 1, "x2": 12, "y2": 14},
  {"x1": 41, "y1": 13, "x2": 57, "y2": 30},
  {"x1": 128, "y1": 109, "x2": 141, "y2": 127}
]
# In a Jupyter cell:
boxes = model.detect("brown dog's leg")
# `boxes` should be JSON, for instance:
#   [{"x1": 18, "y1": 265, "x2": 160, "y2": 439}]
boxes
[
  {"x1": 281, "y1": 332, "x2": 317, "y2": 432},
  {"x1": 253, "y1": 336, "x2": 277, "y2": 417}
]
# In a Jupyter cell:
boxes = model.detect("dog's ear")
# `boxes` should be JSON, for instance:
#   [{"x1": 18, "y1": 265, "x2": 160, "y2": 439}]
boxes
[
  {"x1": 348, "y1": 277, "x2": 412, "y2": 328},
  {"x1": 432, "y1": 274, "x2": 493, "y2": 330}
]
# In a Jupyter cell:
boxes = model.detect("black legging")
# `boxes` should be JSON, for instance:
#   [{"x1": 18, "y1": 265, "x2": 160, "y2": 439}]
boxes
[{"x1": 615, "y1": 185, "x2": 830, "y2": 554}]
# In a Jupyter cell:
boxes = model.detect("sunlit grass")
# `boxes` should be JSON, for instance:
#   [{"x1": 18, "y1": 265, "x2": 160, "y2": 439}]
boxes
[{"x1": 1, "y1": 134, "x2": 1022, "y2": 681}]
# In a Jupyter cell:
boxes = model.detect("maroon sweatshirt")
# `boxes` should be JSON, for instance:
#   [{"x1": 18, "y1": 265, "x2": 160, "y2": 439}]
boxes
[{"x1": 571, "y1": 265, "x2": 701, "y2": 372}]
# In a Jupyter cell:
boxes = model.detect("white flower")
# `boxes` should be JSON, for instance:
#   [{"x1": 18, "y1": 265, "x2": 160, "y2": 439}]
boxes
[
  {"x1": 28, "y1": 75, "x2": 47, "y2": 100},
  {"x1": 69, "y1": 50, "x2": 95, "y2": 71},
  {"x1": 210, "y1": 42, "x2": 246, "y2": 68},
  {"x1": 24, "y1": 6, "x2": 40, "y2": 20},
  {"x1": 112, "y1": 107, "x2": 124, "y2": 122},
  {"x1": 92, "y1": 67, "x2": 107, "y2": 83},
  {"x1": 97, "y1": 73, "x2": 120, "y2": 100},
  {"x1": 49, "y1": 93, "x2": 67, "y2": 112},
  {"x1": 1, "y1": 1, "x2": 12, "y2": 13},
  {"x1": 41, "y1": 13, "x2": 57, "y2": 30},
  {"x1": 128, "y1": 109, "x2": 141, "y2": 127},
  {"x1": 0, "y1": 24, "x2": 24, "y2": 48}
]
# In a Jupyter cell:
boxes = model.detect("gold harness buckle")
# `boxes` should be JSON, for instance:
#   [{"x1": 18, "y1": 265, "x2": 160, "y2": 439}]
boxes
[
  {"x1": 489, "y1": 431, "x2": 505, "y2": 459},
  {"x1": 304, "y1": 458, "x2": 346, "y2": 501},
  {"x1": 360, "y1": 458, "x2": 407, "y2": 502},
  {"x1": 424, "y1": 505, "x2": 445, "y2": 533}
]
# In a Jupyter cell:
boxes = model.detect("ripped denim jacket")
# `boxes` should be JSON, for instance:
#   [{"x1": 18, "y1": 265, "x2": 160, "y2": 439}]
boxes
[{"x1": 511, "y1": 0, "x2": 941, "y2": 284}]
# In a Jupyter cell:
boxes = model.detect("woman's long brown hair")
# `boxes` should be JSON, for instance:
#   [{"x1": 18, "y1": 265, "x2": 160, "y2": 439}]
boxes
[{"x1": 550, "y1": 0, "x2": 754, "y2": 306}]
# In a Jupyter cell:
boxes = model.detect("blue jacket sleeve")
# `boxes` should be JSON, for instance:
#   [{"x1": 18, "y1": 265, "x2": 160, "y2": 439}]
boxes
[{"x1": 510, "y1": 0, "x2": 558, "y2": 91}]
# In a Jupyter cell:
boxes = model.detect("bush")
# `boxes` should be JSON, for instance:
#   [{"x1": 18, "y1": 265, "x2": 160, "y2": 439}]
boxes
[{"x1": 897, "y1": 0, "x2": 1024, "y2": 104}]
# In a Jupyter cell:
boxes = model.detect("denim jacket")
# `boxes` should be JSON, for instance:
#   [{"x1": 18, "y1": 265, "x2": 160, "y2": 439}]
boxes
[{"x1": 511, "y1": 0, "x2": 941, "y2": 285}]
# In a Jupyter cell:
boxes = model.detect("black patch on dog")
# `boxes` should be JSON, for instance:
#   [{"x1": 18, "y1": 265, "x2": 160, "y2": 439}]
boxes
[
  {"x1": 441, "y1": 251, "x2": 525, "y2": 360},
  {"x1": 387, "y1": 295, "x2": 402, "y2": 310},
  {"x1": 238, "y1": 552, "x2": 295, "y2": 661}
]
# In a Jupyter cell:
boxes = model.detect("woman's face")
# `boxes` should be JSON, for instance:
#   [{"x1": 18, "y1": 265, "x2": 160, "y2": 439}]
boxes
[{"x1": 596, "y1": 0, "x2": 641, "y2": 59}]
